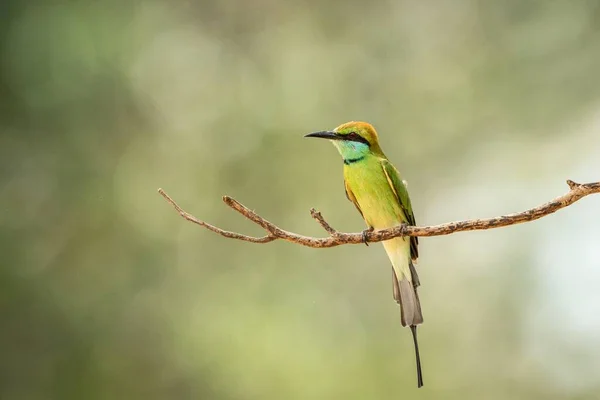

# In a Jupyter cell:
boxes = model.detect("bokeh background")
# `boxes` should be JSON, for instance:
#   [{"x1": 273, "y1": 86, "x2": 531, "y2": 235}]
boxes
[{"x1": 2, "y1": 1, "x2": 600, "y2": 399}]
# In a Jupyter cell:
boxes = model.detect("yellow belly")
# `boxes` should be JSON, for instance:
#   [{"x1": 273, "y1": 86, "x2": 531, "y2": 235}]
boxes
[
  {"x1": 344, "y1": 164, "x2": 407, "y2": 229},
  {"x1": 344, "y1": 162, "x2": 412, "y2": 280}
]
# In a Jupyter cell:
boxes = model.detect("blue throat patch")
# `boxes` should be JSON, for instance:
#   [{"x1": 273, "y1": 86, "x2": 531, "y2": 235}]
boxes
[{"x1": 334, "y1": 140, "x2": 370, "y2": 165}]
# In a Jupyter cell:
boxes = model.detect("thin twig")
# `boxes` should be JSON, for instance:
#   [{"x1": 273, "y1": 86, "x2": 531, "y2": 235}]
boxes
[
  {"x1": 158, "y1": 180, "x2": 600, "y2": 248},
  {"x1": 158, "y1": 189, "x2": 276, "y2": 243},
  {"x1": 310, "y1": 208, "x2": 339, "y2": 236}
]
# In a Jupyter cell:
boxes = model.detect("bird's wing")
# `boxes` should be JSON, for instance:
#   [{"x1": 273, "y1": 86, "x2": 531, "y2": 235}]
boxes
[
  {"x1": 381, "y1": 159, "x2": 419, "y2": 260},
  {"x1": 344, "y1": 179, "x2": 365, "y2": 220}
]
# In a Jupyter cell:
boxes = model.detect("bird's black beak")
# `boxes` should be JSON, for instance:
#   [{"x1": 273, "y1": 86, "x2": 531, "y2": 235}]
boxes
[{"x1": 304, "y1": 131, "x2": 339, "y2": 140}]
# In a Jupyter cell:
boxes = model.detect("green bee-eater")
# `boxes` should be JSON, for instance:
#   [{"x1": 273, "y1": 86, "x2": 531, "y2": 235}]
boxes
[{"x1": 306, "y1": 121, "x2": 424, "y2": 388}]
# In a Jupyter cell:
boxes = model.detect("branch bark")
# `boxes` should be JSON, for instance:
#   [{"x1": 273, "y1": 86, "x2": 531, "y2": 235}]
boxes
[{"x1": 158, "y1": 180, "x2": 600, "y2": 248}]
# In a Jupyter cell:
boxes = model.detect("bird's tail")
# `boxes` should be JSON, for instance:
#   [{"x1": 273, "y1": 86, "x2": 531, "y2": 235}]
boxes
[
  {"x1": 386, "y1": 239, "x2": 423, "y2": 326},
  {"x1": 393, "y1": 270, "x2": 423, "y2": 326},
  {"x1": 410, "y1": 325, "x2": 423, "y2": 388},
  {"x1": 385, "y1": 238, "x2": 424, "y2": 388},
  {"x1": 392, "y1": 267, "x2": 424, "y2": 388}
]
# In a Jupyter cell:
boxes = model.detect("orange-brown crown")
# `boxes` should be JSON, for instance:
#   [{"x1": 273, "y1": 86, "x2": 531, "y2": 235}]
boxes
[{"x1": 333, "y1": 121, "x2": 383, "y2": 154}]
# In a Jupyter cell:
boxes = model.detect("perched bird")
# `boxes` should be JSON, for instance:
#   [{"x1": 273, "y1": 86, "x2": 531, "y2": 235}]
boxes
[{"x1": 305, "y1": 121, "x2": 424, "y2": 388}]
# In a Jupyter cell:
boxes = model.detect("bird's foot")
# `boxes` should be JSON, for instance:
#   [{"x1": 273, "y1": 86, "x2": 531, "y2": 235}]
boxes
[{"x1": 362, "y1": 227, "x2": 374, "y2": 246}]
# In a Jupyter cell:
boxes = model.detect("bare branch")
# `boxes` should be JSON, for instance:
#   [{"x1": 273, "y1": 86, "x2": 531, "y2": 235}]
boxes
[
  {"x1": 158, "y1": 189, "x2": 276, "y2": 244},
  {"x1": 158, "y1": 180, "x2": 600, "y2": 248}
]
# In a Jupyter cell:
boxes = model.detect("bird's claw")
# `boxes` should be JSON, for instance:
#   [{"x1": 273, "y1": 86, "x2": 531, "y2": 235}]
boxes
[{"x1": 362, "y1": 227, "x2": 374, "y2": 246}]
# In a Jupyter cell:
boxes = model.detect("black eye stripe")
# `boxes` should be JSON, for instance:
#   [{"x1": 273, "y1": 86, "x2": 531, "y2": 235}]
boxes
[{"x1": 347, "y1": 132, "x2": 370, "y2": 146}]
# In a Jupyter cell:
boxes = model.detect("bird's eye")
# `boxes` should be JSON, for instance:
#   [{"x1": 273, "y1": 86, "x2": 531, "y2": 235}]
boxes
[{"x1": 346, "y1": 132, "x2": 370, "y2": 146}]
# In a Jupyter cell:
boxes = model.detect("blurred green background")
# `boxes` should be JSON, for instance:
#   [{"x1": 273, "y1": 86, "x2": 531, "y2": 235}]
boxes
[{"x1": 2, "y1": 1, "x2": 600, "y2": 399}]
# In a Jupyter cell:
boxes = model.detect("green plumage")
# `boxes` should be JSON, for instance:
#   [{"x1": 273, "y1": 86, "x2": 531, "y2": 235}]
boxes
[{"x1": 306, "y1": 121, "x2": 424, "y2": 388}]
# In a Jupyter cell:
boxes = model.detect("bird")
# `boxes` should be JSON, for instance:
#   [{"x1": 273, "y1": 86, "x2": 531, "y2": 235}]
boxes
[{"x1": 305, "y1": 121, "x2": 424, "y2": 388}]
